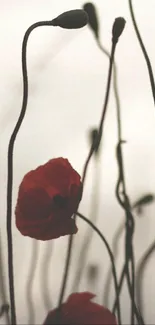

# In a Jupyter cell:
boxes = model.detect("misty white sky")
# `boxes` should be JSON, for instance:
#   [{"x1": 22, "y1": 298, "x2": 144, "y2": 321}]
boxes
[{"x1": 0, "y1": 0, "x2": 155, "y2": 324}]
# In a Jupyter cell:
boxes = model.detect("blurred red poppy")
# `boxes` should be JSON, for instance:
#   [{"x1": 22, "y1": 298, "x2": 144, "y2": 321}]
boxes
[
  {"x1": 15, "y1": 158, "x2": 82, "y2": 240},
  {"x1": 43, "y1": 292, "x2": 117, "y2": 324}
]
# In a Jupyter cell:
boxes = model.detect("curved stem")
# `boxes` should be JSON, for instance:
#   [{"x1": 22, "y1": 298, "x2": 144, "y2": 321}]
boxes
[
  {"x1": 128, "y1": 0, "x2": 155, "y2": 105},
  {"x1": 57, "y1": 38, "x2": 117, "y2": 312},
  {"x1": 104, "y1": 196, "x2": 144, "y2": 306},
  {"x1": 97, "y1": 27, "x2": 138, "y2": 324},
  {"x1": 57, "y1": 234, "x2": 73, "y2": 309},
  {"x1": 97, "y1": 40, "x2": 122, "y2": 139},
  {"x1": 116, "y1": 142, "x2": 136, "y2": 324},
  {"x1": 6, "y1": 19, "x2": 59, "y2": 325},
  {"x1": 112, "y1": 261, "x2": 144, "y2": 324},
  {"x1": 76, "y1": 212, "x2": 122, "y2": 325},
  {"x1": 92, "y1": 19, "x2": 145, "y2": 323},
  {"x1": 112, "y1": 265, "x2": 126, "y2": 313},
  {"x1": 111, "y1": 43, "x2": 138, "y2": 323},
  {"x1": 104, "y1": 222, "x2": 124, "y2": 306},
  {"x1": 72, "y1": 36, "x2": 119, "y2": 295},
  {"x1": 125, "y1": 258, "x2": 144, "y2": 325},
  {"x1": 113, "y1": 80, "x2": 147, "y2": 324},
  {"x1": 111, "y1": 194, "x2": 155, "y2": 311},
  {"x1": 92, "y1": 37, "x2": 123, "y2": 310},
  {"x1": 136, "y1": 241, "x2": 155, "y2": 318},
  {"x1": 82, "y1": 41, "x2": 116, "y2": 185},
  {"x1": 72, "y1": 154, "x2": 100, "y2": 292},
  {"x1": 97, "y1": 28, "x2": 135, "y2": 322},
  {"x1": 111, "y1": 20, "x2": 137, "y2": 321},
  {"x1": 115, "y1": 175, "x2": 144, "y2": 324}
]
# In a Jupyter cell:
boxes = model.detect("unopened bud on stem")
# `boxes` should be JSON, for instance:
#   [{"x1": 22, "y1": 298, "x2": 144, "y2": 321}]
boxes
[
  {"x1": 83, "y1": 2, "x2": 99, "y2": 39},
  {"x1": 89, "y1": 128, "x2": 101, "y2": 154},
  {"x1": 52, "y1": 9, "x2": 88, "y2": 29},
  {"x1": 112, "y1": 17, "x2": 126, "y2": 44}
]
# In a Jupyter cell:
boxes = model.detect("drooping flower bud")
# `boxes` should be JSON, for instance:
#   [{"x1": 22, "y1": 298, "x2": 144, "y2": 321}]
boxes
[
  {"x1": 112, "y1": 17, "x2": 126, "y2": 44},
  {"x1": 89, "y1": 128, "x2": 101, "y2": 154},
  {"x1": 83, "y1": 2, "x2": 99, "y2": 39},
  {"x1": 52, "y1": 9, "x2": 88, "y2": 29}
]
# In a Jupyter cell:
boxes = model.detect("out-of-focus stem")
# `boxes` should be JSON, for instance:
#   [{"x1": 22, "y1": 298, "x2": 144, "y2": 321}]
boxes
[
  {"x1": 26, "y1": 240, "x2": 39, "y2": 324},
  {"x1": 136, "y1": 241, "x2": 155, "y2": 318}
]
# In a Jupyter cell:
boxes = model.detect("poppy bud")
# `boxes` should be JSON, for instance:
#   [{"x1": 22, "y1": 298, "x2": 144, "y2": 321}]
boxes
[
  {"x1": 83, "y1": 3, "x2": 99, "y2": 39},
  {"x1": 89, "y1": 128, "x2": 101, "y2": 154},
  {"x1": 133, "y1": 193, "x2": 155, "y2": 215},
  {"x1": 52, "y1": 9, "x2": 88, "y2": 29},
  {"x1": 112, "y1": 17, "x2": 126, "y2": 44},
  {"x1": 136, "y1": 194, "x2": 154, "y2": 206},
  {"x1": 87, "y1": 264, "x2": 99, "y2": 282}
]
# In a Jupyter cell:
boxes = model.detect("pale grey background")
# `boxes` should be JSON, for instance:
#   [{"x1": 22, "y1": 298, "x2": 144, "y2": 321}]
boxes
[{"x1": 0, "y1": 0, "x2": 155, "y2": 324}]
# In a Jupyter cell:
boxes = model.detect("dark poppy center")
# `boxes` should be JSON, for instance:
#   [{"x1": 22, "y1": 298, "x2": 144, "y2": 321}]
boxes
[{"x1": 53, "y1": 195, "x2": 68, "y2": 208}]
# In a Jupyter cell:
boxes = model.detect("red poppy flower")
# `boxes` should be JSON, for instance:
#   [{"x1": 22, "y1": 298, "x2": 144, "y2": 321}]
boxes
[
  {"x1": 15, "y1": 158, "x2": 82, "y2": 240},
  {"x1": 43, "y1": 292, "x2": 117, "y2": 324}
]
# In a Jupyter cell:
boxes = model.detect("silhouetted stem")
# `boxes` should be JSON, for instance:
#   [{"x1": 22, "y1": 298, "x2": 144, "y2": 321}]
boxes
[
  {"x1": 76, "y1": 212, "x2": 122, "y2": 325},
  {"x1": 97, "y1": 40, "x2": 122, "y2": 139},
  {"x1": 57, "y1": 234, "x2": 73, "y2": 310},
  {"x1": 104, "y1": 197, "x2": 145, "y2": 306},
  {"x1": 82, "y1": 41, "x2": 116, "y2": 185},
  {"x1": 104, "y1": 222, "x2": 124, "y2": 307},
  {"x1": 72, "y1": 153, "x2": 100, "y2": 292},
  {"x1": 111, "y1": 24, "x2": 136, "y2": 321},
  {"x1": 112, "y1": 265, "x2": 126, "y2": 313},
  {"x1": 72, "y1": 37, "x2": 120, "y2": 295},
  {"x1": 6, "y1": 19, "x2": 64, "y2": 325},
  {"x1": 128, "y1": 0, "x2": 155, "y2": 105},
  {"x1": 57, "y1": 39, "x2": 117, "y2": 312},
  {"x1": 136, "y1": 241, "x2": 155, "y2": 319}
]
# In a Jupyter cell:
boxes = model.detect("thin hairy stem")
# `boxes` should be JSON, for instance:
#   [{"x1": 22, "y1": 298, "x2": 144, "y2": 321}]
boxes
[
  {"x1": 128, "y1": 0, "x2": 155, "y2": 105},
  {"x1": 76, "y1": 212, "x2": 122, "y2": 325},
  {"x1": 136, "y1": 241, "x2": 155, "y2": 319},
  {"x1": 6, "y1": 19, "x2": 61, "y2": 324}
]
